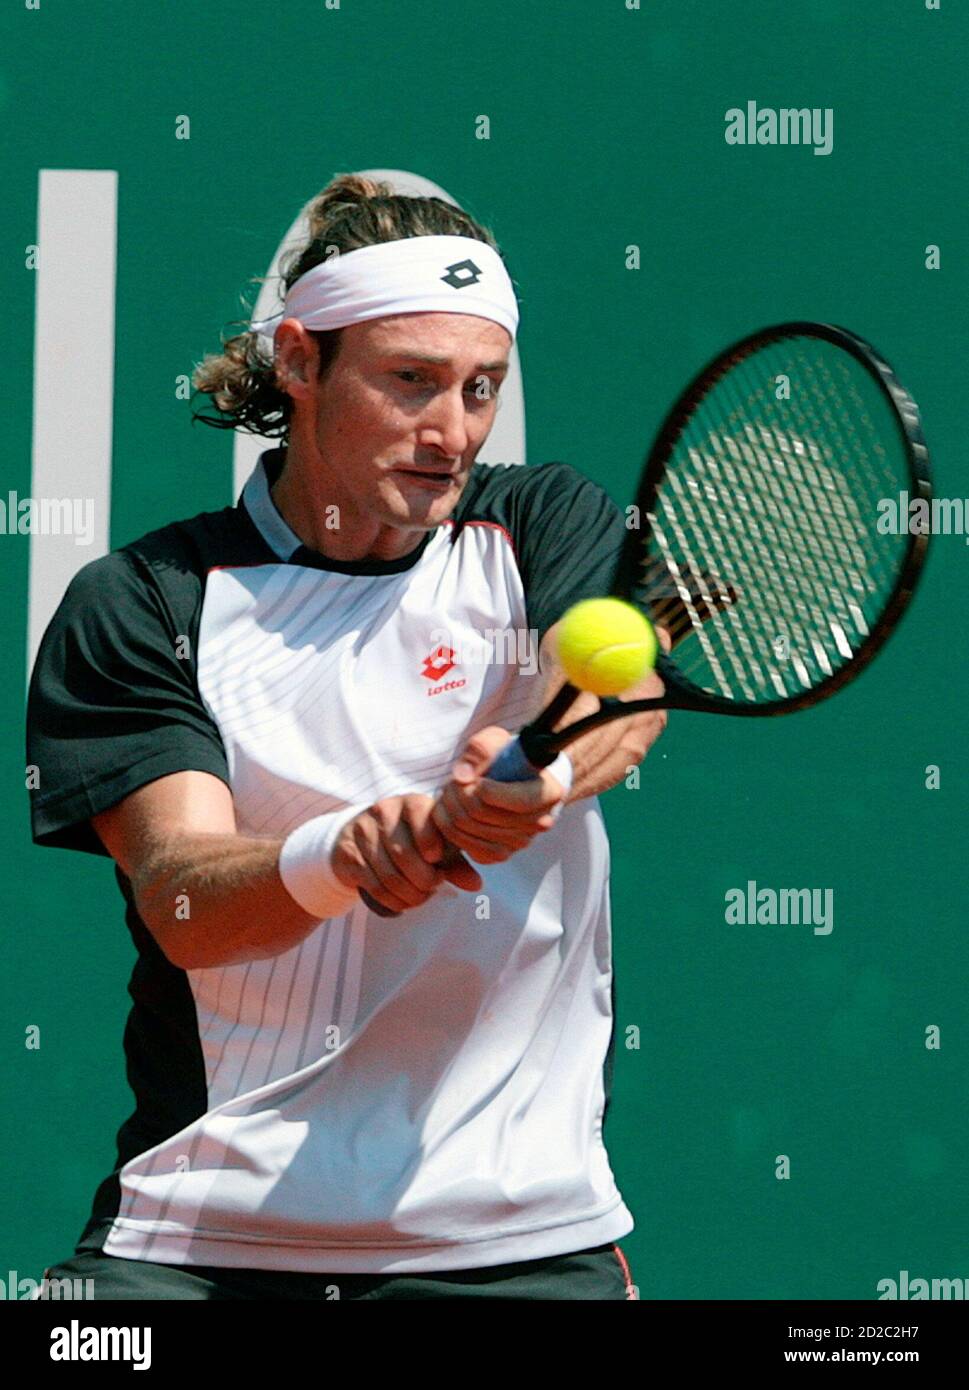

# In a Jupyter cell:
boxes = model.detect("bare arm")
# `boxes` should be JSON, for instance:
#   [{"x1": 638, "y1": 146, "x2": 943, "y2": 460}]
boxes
[
  {"x1": 91, "y1": 772, "x2": 320, "y2": 971},
  {"x1": 92, "y1": 771, "x2": 482, "y2": 969}
]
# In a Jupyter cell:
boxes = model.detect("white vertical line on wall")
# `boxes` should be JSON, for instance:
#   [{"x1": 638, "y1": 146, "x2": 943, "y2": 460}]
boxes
[
  {"x1": 233, "y1": 169, "x2": 526, "y2": 502},
  {"x1": 27, "y1": 169, "x2": 116, "y2": 683}
]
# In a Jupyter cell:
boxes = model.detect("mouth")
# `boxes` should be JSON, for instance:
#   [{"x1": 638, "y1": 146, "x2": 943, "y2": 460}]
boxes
[{"x1": 393, "y1": 466, "x2": 459, "y2": 489}]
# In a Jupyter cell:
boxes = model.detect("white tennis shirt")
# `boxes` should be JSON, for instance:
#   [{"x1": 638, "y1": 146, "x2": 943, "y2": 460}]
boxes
[{"x1": 27, "y1": 447, "x2": 634, "y2": 1272}]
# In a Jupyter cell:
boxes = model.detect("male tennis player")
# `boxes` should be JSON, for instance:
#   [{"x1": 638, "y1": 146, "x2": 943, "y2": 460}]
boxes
[{"x1": 27, "y1": 221, "x2": 668, "y2": 1300}]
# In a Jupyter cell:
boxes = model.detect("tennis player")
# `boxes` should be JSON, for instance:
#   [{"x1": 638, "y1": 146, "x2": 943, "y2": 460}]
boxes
[{"x1": 26, "y1": 175, "x2": 668, "y2": 1301}]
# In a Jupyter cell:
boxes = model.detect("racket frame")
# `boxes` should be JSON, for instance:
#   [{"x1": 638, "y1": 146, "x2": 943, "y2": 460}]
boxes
[{"x1": 541, "y1": 321, "x2": 933, "y2": 744}]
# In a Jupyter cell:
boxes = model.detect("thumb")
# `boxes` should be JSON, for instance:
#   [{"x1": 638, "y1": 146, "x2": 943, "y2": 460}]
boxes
[{"x1": 452, "y1": 726, "x2": 514, "y2": 784}]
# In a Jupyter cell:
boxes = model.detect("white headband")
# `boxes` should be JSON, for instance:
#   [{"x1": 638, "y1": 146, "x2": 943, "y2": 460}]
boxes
[{"x1": 249, "y1": 235, "x2": 519, "y2": 343}]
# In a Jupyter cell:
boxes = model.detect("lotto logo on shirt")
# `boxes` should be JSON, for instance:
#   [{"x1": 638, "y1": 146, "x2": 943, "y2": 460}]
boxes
[{"x1": 421, "y1": 645, "x2": 468, "y2": 696}]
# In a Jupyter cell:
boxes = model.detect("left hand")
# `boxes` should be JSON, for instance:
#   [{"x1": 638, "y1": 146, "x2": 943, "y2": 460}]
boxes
[{"x1": 431, "y1": 727, "x2": 569, "y2": 865}]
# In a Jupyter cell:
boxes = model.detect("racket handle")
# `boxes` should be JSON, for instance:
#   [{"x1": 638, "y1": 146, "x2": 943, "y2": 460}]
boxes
[
  {"x1": 483, "y1": 735, "x2": 543, "y2": 783},
  {"x1": 359, "y1": 735, "x2": 548, "y2": 917}
]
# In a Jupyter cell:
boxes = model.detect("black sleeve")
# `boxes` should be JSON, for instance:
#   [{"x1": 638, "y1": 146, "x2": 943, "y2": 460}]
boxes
[
  {"x1": 516, "y1": 463, "x2": 627, "y2": 644},
  {"x1": 26, "y1": 549, "x2": 231, "y2": 856}
]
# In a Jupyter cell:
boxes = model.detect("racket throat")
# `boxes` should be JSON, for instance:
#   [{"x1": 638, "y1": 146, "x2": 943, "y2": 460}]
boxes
[{"x1": 518, "y1": 726, "x2": 563, "y2": 768}]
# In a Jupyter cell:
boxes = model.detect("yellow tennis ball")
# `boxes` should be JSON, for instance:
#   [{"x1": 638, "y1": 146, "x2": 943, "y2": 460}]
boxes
[{"x1": 556, "y1": 598, "x2": 658, "y2": 696}]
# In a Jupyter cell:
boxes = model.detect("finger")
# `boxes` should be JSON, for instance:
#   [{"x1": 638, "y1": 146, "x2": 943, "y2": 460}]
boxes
[
  {"x1": 440, "y1": 853, "x2": 483, "y2": 892},
  {"x1": 355, "y1": 860, "x2": 424, "y2": 915},
  {"x1": 433, "y1": 818, "x2": 532, "y2": 863},
  {"x1": 454, "y1": 816, "x2": 554, "y2": 846},
  {"x1": 450, "y1": 727, "x2": 516, "y2": 783},
  {"x1": 433, "y1": 796, "x2": 552, "y2": 848},
  {"x1": 368, "y1": 802, "x2": 444, "y2": 892},
  {"x1": 383, "y1": 822, "x2": 445, "y2": 893},
  {"x1": 473, "y1": 776, "x2": 564, "y2": 814},
  {"x1": 358, "y1": 830, "x2": 442, "y2": 908},
  {"x1": 404, "y1": 831, "x2": 483, "y2": 892},
  {"x1": 403, "y1": 798, "x2": 450, "y2": 865},
  {"x1": 439, "y1": 778, "x2": 560, "y2": 825}
]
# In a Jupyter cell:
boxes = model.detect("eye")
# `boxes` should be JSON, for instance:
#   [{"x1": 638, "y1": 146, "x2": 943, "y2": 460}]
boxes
[
  {"x1": 392, "y1": 371, "x2": 501, "y2": 400},
  {"x1": 466, "y1": 378, "x2": 502, "y2": 400}
]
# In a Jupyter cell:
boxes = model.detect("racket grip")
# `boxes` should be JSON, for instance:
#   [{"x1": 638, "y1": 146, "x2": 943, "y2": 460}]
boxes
[
  {"x1": 358, "y1": 737, "x2": 546, "y2": 918},
  {"x1": 483, "y1": 735, "x2": 543, "y2": 783}
]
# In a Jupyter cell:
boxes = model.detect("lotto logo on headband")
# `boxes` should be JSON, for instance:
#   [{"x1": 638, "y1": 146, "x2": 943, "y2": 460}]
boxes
[{"x1": 440, "y1": 259, "x2": 483, "y2": 289}]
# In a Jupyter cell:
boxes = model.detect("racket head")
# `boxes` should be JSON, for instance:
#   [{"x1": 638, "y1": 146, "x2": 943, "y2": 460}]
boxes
[{"x1": 614, "y1": 322, "x2": 932, "y2": 716}]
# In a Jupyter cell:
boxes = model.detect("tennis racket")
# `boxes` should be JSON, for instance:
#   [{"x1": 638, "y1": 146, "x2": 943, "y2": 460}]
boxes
[{"x1": 361, "y1": 321, "x2": 931, "y2": 917}]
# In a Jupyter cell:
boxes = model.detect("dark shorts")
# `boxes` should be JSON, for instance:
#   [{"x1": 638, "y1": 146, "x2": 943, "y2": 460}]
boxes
[{"x1": 34, "y1": 1242, "x2": 637, "y2": 1301}]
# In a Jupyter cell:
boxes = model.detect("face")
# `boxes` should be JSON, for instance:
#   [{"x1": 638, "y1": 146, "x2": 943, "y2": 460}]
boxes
[{"x1": 281, "y1": 312, "x2": 511, "y2": 533}]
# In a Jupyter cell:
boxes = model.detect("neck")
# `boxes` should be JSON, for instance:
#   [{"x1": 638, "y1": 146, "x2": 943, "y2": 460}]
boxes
[{"x1": 269, "y1": 443, "x2": 427, "y2": 563}]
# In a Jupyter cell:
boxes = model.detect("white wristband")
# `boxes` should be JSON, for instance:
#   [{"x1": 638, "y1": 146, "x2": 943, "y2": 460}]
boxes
[
  {"x1": 278, "y1": 806, "x2": 367, "y2": 921},
  {"x1": 546, "y1": 751, "x2": 574, "y2": 821}
]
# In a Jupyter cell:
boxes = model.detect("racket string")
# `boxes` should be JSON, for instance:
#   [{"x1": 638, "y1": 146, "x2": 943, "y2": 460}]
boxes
[
  {"x1": 632, "y1": 335, "x2": 911, "y2": 703},
  {"x1": 720, "y1": 347, "x2": 876, "y2": 673},
  {"x1": 650, "y1": 354, "x2": 826, "y2": 697}
]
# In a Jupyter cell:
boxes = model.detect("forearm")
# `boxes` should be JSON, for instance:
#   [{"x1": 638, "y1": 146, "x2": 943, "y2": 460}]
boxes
[{"x1": 133, "y1": 832, "x2": 319, "y2": 970}]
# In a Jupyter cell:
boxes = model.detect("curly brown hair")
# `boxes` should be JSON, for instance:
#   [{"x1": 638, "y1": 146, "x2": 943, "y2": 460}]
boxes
[{"x1": 190, "y1": 174, "x2": 511, "y2": 440}]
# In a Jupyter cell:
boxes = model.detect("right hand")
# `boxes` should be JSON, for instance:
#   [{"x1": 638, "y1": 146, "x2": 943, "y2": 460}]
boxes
[{"x1": 331, "y1": 793, "x2": 483, "y2": 915}]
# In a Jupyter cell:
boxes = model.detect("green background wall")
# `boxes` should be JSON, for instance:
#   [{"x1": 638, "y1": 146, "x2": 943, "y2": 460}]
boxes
[{"x1": 2, "y1": 0, "x2": 965, "y2": 1299}]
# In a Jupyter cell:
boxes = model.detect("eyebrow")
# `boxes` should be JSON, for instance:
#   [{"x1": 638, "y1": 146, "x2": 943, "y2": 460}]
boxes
[{"x1": 380, "y1": 351, "x2": 510, "y2": 372}]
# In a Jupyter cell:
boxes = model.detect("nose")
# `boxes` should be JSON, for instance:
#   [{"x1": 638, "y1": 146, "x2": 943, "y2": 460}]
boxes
[{"x1": 418, "y1": 385, "x2": 473, "y2": 457}]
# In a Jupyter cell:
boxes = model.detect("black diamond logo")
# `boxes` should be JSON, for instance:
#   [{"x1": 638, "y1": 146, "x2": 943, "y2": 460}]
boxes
[{"x1": 440, "y1": 259, "x2": 482, "y2": 289}]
